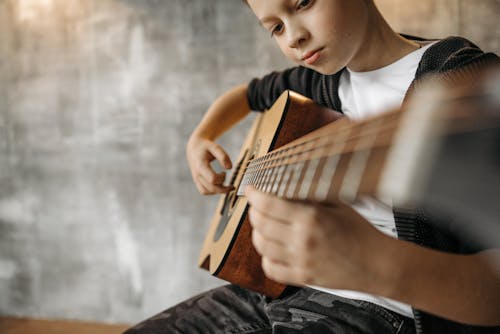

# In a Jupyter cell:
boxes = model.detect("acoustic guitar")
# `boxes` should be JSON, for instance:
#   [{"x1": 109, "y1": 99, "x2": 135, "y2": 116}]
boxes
[{"x1": 198, "y1": 64, "x2": 500, "y2": 298}]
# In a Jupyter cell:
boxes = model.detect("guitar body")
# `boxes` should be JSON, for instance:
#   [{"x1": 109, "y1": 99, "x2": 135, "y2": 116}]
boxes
[
  {"x1": 198, "y1": 91, "x2": 342, "y2": 297},
  {"x1": 198, "y1": 64, "x2": 500, "y2": 297}
]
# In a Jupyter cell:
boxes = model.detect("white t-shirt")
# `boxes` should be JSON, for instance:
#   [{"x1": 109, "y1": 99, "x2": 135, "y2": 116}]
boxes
[{"x1": 311, "y1": 42, "x2": 435, "y2": 318}]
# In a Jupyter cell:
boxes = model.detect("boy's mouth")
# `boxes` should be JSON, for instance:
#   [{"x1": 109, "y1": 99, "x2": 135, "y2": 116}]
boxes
[{"x1": 302, "y1": 48, "x2": 323, "y2": 65}]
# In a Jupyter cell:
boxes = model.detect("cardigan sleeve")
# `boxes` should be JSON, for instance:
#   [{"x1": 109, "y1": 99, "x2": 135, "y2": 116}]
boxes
[
  {"x1": 246, "y1": 66, "x2": 342, "y2": 111},
  {"x1": 415, "y1": 36, "x2": 499, "y2": 79}
]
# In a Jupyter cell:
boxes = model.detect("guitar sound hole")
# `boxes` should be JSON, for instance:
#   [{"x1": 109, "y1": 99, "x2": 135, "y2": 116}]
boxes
[
  {"x1": 214, "y1": 190, "x2": 236, "y2": 242},
  {"x1": 214, "y1": 151, "x2": 248, "y2": 242}
]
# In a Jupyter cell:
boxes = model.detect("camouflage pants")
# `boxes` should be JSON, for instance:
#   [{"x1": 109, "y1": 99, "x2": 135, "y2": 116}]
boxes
[{"x1": 124, "y1": 285, "x2": 416, "y2": 334}]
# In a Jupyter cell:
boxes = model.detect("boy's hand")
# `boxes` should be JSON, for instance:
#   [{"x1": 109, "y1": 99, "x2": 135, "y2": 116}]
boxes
[
  {"x1": 245, "y1": 186, "x2": 391, "y2": 292},
  {"x1": 187, "y1": 136, "x2": 234, "y2": 195}
]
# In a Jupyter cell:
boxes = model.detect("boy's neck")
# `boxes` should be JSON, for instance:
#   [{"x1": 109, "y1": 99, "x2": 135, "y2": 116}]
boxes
[{"x1": 347, "y1": 4, "x2": 421, "y2": 72}]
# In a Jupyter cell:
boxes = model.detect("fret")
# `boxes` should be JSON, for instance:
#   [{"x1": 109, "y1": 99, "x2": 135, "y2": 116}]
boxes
[
  {"x1": 270, "y1": 152, "x2": 287, "y2": 195},
  {"x1": 277, "y1": 148, "x2": 295, "y2": 196},
  {"x1": 256, "y1": 161, "x2": 267, "y2": 191},
  {"x1": 357, "y1": 145, "x2": 390, "y2": 197},
  {"x1": 272, "y1": 164, "x2": 286, "y2": 195},
  {"x1": 314, "y1": 154, "x2": 341, "y2": 201},
  {"x1": 278, "y1": 166, "x2": 294, "y2": 198},
  {"x1": 305, "y1": 134, "x2": 335, "y2": 199},
  {"x1": 328, "y1": 153, "x2": 352, "y2": 199},
  {"x1": 265, "y1": 165, "x2": 277, "y2": 193},
  {"x1": 352, "y1": 123, "x2": 399, "y2": 199},
  {"x1": 307, "y1": 156, "x2": 327, "y2": 199},
  {"x1": 246, "y1": 161, "x2": 255, "y2": 188},
  {"x1": 261, "y1": 160, "x2": 271, "y2": 191},
  {"x1": 338, "y1": 148, "x2": 371, "y2": 202},
  {"x1": 248, "y1": 161, "x2": 257, "y2": 189},
  {"x1": 314, "y1": 131, "x2": 349, "y2": 201},
  {"x1": 267, "y1": 152, "x2": 282, "y2": 193},
  {"x1": 264, "y1": 155, "x2": 277, "y2": 192},
  {"x1": 259, "y1": 160, "x2": 269, "y2": 192},
  {"x1": 260, "y1": 163, "x2": 272, "y2": 192},
  {"x1": 292, "y1": 140, "x2": 315, "y2": 199},
  {"x1": 246, "y1": 165, "x2": 254, "y2": 188},
  {"x1": 250, "y1": 160, "x2": 261, "y2": 188},
  {"x1": 276, "y1": 144, "x2": 302, "y2": 198},
  {"x1": 298, "y1": 157, "x2": 320, "y2": 199},
  {"x1": 246, "y1": 169, "x2": 254, "y2": 188},
  {"x1": 253, "y1": 159, "x2": 263, "y2": 187},
  {"x1": 339, "y1": 125, "x2": 379, "y2": 202},
  {"x1": 326, "y1": 124, "x2": 365, "y2": 200},
  {"x1": 292, "y1": 160, "x2": 311, "y2": 199},
  {"x1": 286, "y1": 160, "x2": 306, "y2": 198}
]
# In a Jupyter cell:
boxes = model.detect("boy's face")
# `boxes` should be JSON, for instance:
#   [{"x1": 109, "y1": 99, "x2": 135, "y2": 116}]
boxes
[{"x1": 247, "y1": 0, "x2": 370, "y2": 75}]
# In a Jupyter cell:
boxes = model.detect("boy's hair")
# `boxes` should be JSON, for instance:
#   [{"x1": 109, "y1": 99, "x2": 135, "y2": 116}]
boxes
[{"x1": 241, "y1": 0, "x2": 376, "y2": 8}]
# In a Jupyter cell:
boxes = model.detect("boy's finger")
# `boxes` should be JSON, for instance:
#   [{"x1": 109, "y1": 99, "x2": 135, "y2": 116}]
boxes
[
  {"x1": 252, "y1": 229, "x2": 291, "y2": 262},
  {"x1": 209, "y1": 143, "x2": 232, "y2": 169},
  {"x1": 248, "y1": 207, "x2": 292, "y2": 244},
  {"x1": 194, "y1": 179, "x2": 210, "y2": 195},
  {"x1": 261, "y1": 256, "x2": 293, "y2": 285},
  {"x1": 199, "y1": 162, "x2": 226, "y2": 185},
  {"x1": 245, "y1": 186, "x2": 303, "y2": 222},
  {"x1": 198, "y1": 174, "x2": 233, "y2": 194}
]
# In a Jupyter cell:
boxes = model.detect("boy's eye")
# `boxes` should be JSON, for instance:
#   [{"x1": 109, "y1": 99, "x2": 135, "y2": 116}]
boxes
[
  {"x1": 270, "y1": 24, "x2": 284, "y2": 37},
  {"x1": 297, "y1": 0, "x2": 312, "y2": 10},
  {"x1": 268, "y1": 0, "x2": 313, "y2": 37}
]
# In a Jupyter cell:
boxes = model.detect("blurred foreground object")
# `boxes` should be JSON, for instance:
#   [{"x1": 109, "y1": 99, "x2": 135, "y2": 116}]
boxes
[{"x1": 384, "y1": 64, "x2": 500, "y2": 247}]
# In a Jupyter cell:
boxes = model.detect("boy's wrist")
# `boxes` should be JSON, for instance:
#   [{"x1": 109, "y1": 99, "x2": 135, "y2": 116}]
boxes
[
  {"x1": 189, "y1": 129, "x2": 215, "y2": 143},
  {"x1": 365, "y1": 235, "x2": 410, "y2": 300},
  {"x1": 373, "y1": 237, "x2": 436, "y2": 304}
]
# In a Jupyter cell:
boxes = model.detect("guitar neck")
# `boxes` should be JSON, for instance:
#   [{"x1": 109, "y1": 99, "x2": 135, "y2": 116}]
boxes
[
  {"x1": 236, "y1": 108, "x2": 402, "y2": 204},
  {"x1": 236, "y1": 72, "x2": 499, "y2": 207}
]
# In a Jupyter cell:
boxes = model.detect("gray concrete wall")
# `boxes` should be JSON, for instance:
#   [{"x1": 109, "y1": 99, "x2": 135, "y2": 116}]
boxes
[
  {"x1": 377, "y1": 0, "x2": 500, "y2": 53},
  {"x1": 0, "y1": 0, "x2": 498, "y2": 324}
]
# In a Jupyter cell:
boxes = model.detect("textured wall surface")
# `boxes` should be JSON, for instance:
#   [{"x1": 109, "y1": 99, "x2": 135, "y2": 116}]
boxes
[
  {"x1": 0, "y1": 0, "x2": 498, "y2": 324},
  {"x1": 0, "y1": 0, "x2": 287, "y2": 324},
  {"x1": 377, "y1": 0, "x2": 500, "y2": 53}
]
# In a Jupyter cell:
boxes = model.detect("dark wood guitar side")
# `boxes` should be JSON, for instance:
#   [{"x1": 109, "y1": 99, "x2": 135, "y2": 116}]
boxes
[{"x1": 198, "y1": 91, "x2": 343, "y2": 298}]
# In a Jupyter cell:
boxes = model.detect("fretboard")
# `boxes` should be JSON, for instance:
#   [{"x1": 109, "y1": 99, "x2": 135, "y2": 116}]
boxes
[{"x1": 236, "y1": 108, "x2": 402, "y2": 204}]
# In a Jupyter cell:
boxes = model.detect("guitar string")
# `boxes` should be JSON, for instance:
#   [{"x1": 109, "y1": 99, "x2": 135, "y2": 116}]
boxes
[
  {"x1": 243, "y1": 89, "x2": 492, "y2": 177},
  {"x1": 244, "y1": 111, "x2": 399, "y2": 174},
  {"x1": 241, "y1": 114, "x2": 398, "y2": 194},
  {"x1": 239, "y1": 123, "x2": 396, "y2": 194},
  {"x1": 238, "y1": 92, "x2": 493, "y2": 193}
]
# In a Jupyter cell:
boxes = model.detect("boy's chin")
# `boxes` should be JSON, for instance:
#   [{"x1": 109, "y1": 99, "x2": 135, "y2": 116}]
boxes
[
  {"x1": 318, "y1": 68, "x2": 338, "y2": 75},
  {"x1": 301, "y1": 63, "x2": 341, "y2": 75},
  {"x1": 306, "y1": 66, "x2": 337, "y2": 75}
]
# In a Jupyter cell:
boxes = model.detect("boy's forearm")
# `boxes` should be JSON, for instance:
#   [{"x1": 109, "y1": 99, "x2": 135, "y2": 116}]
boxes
[
  {"x1": 191, "y1": 83, "x2": 251, "y2": 141},
  {"x1": 379, "y1": 238, "x2": 500, "y2": 325}
]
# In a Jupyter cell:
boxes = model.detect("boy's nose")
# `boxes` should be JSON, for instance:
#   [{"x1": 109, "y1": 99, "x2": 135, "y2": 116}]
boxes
[{"x1": 287, "y1": 26, "x2": 309, "y2": 49}]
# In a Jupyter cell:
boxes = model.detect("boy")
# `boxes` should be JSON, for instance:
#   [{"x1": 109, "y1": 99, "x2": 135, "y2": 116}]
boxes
[{"x1": 126, "y1": 0, "x2": 499, "y2": 333}]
